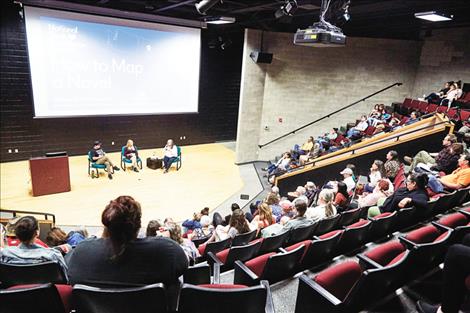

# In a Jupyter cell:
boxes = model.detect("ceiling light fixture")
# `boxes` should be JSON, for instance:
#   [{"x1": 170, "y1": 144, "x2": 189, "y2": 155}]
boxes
[
  {"x1": 195, "y1": 0, "x2": 221, "y2": 15},
  {"x1": 205, "y1": 16, "x2": 236, "y2": 24},
  {"x1": 414, "y1": 11, "x2": 453, "y2": 22}
]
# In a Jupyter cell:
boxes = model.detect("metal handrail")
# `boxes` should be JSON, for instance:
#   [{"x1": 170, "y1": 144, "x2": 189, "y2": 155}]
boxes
[
  {"x1": 258, "y1": 82, "x2": 403, "y2": 148},
  {"x1": 0, "y1": 209, "x2": 56, "y2": 224}
]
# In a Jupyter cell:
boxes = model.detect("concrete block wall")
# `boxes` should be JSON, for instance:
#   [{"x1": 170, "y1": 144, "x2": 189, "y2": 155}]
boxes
[
  {"x1": 411, "y1": 27, "x2": 470, "y2": 98},
  {"x1": 236, "y1": 29, "x2": 421, "y2": 162}
]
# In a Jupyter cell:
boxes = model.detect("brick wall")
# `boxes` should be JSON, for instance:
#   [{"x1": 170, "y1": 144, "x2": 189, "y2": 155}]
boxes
[{"x1": 236, "y1": 29, "x2": 420, "y2": 162}]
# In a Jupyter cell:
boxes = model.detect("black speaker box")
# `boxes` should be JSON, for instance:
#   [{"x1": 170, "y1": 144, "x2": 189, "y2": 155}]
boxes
[{"x1": 250, "y1": 51, "x2": 273, "y2": 64}]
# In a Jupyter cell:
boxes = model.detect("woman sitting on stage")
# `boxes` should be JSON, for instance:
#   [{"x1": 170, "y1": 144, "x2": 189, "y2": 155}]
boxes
[{"x1": 123, "y1": 139, "x2": 140, "y2": 172}]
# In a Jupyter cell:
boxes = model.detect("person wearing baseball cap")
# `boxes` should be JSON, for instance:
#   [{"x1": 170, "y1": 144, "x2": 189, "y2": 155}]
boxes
[
  {"x1": 340, "y1": 167, "x2": 355, "y2": 193},
  {"x1": 91, "y1": 140, "x2": 120, "y2": 179}
]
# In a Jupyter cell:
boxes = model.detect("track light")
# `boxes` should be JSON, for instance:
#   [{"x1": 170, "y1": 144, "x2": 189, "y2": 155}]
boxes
[
  {"x1": 195, "y1": 0, "x2": 221, "y2": 15},
  {"x1": 274, "y1": 0, "x2": 298, "y2": 19}
]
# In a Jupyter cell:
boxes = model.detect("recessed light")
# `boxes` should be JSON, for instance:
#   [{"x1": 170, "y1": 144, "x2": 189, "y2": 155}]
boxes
[
  {"x1": 414, "y1": 11, "x2": 453, "y2": 22},
  {"x1": 205, "y1": 16, "x2": 236, "y2": 24}
]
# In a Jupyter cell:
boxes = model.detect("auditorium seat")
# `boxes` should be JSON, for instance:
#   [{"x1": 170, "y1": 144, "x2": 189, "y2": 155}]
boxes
[
  {"x1": 208, "y1": 240, "x2": 262, "y2": 272},
  {"x1": 231, "y1": 229, "x2": 257, "y2": 247},
  {"x1": 368, "y1": 211, "x2": 397, "y2": 240},
  {"x1": 426, "y1": 103, "x2": 439, "y2": 114},
  {"x1": 0, "y1": 283, "x2": 68, "y2": 313},
  {"x1": 72, "y1": 283, "x2": 167, "y2": 313},
  {"x1": 183, "y1": 263, "x2": 212, "y2": 285},
  {"x1": 313, "y1": 214, "x2": 340, "y2": 236},
  {"x1": 449, "y1": 186, "x2": 470, "y2": 209},
  {"x1": 192, "y1": 236, "x2": 210, "y2": 248},
  {"x1": 434, "y1": 212, "x2": 470, "y2": 244},
  {"x1": 399, "y1": 224, "x2": 452, "y2": 275},
  {"x1": 418, "y1": 101, "x2": 429, "y2": 113},
  {"x1": 432, "y1": 191, "x2": 457, "y2": 215},
  {"x1": 395, "y1": 206, "x2": 417, "y2": 230},
  {"x1": 337, "y1": 219, "x2": 371, "y2": 254},
  {"x1": 233, "y1": 244, "x2": 305, "y2": 286},
  {"x1": 393, "y1": 164, "x2": 406, "y2": 190},
  {"x1": 257, "y1": 231, "x2": 290, "y2": 255},
  {"x1": 336, "y1": 208, "x2": 361, "y2": 227},
  {"x1": 178, "y1": 280, "x2": 274, "y2": 313},
  {"x1": 197, "y1": 237, "x2": 232, "y2": 262},
  {"x1": 285, "y1": 223, "x2": 317, "y2": 246},
  {"x1": 0, "y1": 261, "x2": 67, "y2": 288}
]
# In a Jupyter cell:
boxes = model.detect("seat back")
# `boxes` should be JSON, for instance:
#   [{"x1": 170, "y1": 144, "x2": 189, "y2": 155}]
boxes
[
  {"x1": 314, "y1": 261, "x2": 362, "y2": 302},
  {"x1": 0, "y1": 283, "x2": 66, "y2": 313},
  {"x1": 260, "y1": 245, "x2": 305, "y2": 283},
  {"x1": 449, "y1": 186, "x2": 470, "y2": 208},
  {"x1": 224, "y1": 241, "x2": 262, "y2": 267},
  {"x1": 393, "y1": 164, "x2": 405, "y2": 190},
  {"x1": 192, "y1": 236, "x2": 210, "y2": 248},
  {"x1": 338, "y1": 219, "x2": 371, "y2": 254},
  {"x1": 369, "y1": 211, "x2": 397, "y2": 240},
  {"x1": 88, "y1": 150, "x2": 94, "y2": 163},
  {"x1": 285, "y1": 223, "x2": 317, "y2": 245},
  {"x1": 437, "y1": 212, "x2": 469, "y2": 229},
  {"x1": 177, "y1": 146, "x2": 182, "y2": 158},
  {"x1": 231, "y1": 229, "x2": 257, "y2": 247},
  {"x1": 203, "y1": 237, "x2": 232, "y2": 258},
  {"x1": 183, "y1": 264, "x2": 211, "y2": 285},
  {"x1": 337, "y1": 208, "x2": 361, "y2": 227},
  {"x1": 433, "y1": 192, "x2": 457, "y2": 215},
  {"x1": 178, "y1": 283, "x2": 269, "y2": 313},
  {"x1": 0, "y1": 262, "x2": 67, "y2": 288},
  {"x1": 418, "y1": 101, "x2": 428, "y2": 113},
  {"x1": 301, "y1": 230, "x2": 343, "y2": 268},
  {"x1": 313, "y1": 214, "x2": 340, "y2": 236},
  {"x1": 258, "y1": 231, "x2": 290, "y2": 254},
  {"x1": 72, "y1": 283, "x2": 167, "y2": 313},
  {"x1": 121, "y1": 146, "x2": 126, "y2": 157},
  {"x1": 395, "y1": 206, "x2": 416, "y2": 230},
  {"x1": 402, "y1": 98, "x2": 412, "y2": 108}
]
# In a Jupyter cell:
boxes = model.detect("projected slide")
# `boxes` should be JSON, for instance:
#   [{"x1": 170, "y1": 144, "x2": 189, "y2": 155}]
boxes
[{"x1": 24, "y1": 6, "x2": 201, "y2": 117}]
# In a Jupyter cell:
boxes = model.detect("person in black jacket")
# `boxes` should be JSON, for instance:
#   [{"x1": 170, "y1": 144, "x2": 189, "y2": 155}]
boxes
[
  {"x1": 66, "y1": 196, "x2": 188, "y2": 287},
  {"x1": 368, "y1": 173, "x2": 429, "y2": 217}
]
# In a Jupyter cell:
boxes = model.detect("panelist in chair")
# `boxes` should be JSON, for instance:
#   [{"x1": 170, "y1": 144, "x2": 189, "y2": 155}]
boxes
[
  {"x1": 91, "y1": 140, "x2": 120, "y2": 179},
  {"x1": 163, "y1": 139, "x2": 178, "y2": 173},
  {"x1": 123, "y1": 139, "x2": 140, "y2": 172}
]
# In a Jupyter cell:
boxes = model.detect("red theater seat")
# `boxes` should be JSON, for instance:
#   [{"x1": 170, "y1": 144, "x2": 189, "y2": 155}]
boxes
[
  {"x1": 0, "y1": 283, "x2": 67, "y2": 313},
  {"x1": 208, "y1": 240, "x2": 262, "y2": 272}
]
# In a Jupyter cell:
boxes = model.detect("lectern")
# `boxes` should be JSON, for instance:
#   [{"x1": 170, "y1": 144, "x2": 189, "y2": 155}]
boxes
[{"x1": 29, "y1": 155, "x2": 71, "y2": 196}]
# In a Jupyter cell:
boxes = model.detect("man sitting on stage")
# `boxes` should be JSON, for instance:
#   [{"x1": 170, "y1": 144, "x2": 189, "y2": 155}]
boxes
[
  {"x1": 91, "y1": 140, "x2": 120, "y2": 179},
  {"x1": 163, "y1": 139, "x2": 178, "y2": 173}
]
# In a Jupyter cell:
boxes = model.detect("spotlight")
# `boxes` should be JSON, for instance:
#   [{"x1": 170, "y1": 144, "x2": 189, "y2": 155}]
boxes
[
  {"x1": 274, "y1": 0, "x2": 298, "y2": 19},
  {"x1": 415, "y1": 11, "x2": 453, "y2": 22},
  {"x1": 195, "y1": 0, "x2": 221, "y2": 15}
]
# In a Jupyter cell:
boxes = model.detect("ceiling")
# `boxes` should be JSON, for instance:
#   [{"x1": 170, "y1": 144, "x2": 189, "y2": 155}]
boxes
[{"x1": 18, "y1": 0, "x2": 470, "y2": 40}]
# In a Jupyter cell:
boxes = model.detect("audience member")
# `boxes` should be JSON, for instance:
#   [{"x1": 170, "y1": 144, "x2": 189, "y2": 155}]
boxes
[
  {"x1": 163, "y1": 139, "x2": 178, "y2": 173},
  {"x1": 206, "y1": 209, "x2": 250, "y2": 243},
  {"x1": 66, "y1": 196, "x2": 188, "y2": 286},
  {"x1": 306, "y1": 189, "x2": 337, "y2": 222},
  {"x1": 368, "y1": 173, "x2": 429, "y2": 217},
  {"x1": 441, "y1": 82, "x2": 462, "y2": 108},
  {"x1": 404, "y1": 111, "x2": 420, "y2": 126},
  {"x1": 357, "y1": 179, "x2": 391, "y2": 208},
  {"x1": 90, "y1": 140, "x2": 120, "y2": 180},
  {"x1": 66, "y1": 227, "x2": 88, "y2": 247},
  {"x1": 340, "y1": 167, "x2": 356, "y2": 193},
  {"x1": 347, "y1": 115, "x2": 369, "y2": 139},
  {"x1": 384, "y1": 150, "x2": 401, "y2": 180},
  {"x1": 166, "y1": 223, "x2": 200, "y2": 263},
  {"x1": 280, "y1": 199, "x2": 313, "y2": 232},
  {"x1": 251, "y1": 203, "x2": 276, "y2": 237},
  {"x1": 288, "y1": 186, "x2": 306, "y2": 201},
  {"x1": 427, "y1": 154, "x2": 470, "y2": 193},
  {"x1": 293, "y1": 136, "x2": 315, "y2": 159},
  {"x1": 4, "y1": 216, "x2": 49, "y2": 248},
  {"x1": 265, "y1": 152, "x2": 292, "y2": 177},
  {"x1": 0, "y1": 216, "x2": 68, "y2": 274},
  {"x1": 424, "y1": 81, "x2": 452, "y2": 104},
  {"x1": 182, "y1": 213, "x2": 202, "y2": 232},
  {"x1": 365, "y1": 160, "x2": 387, "y2": 192},
  {"x1": 146, "y1": 220, "x2": 162, "y2": 237},
  {"x1": 334, "y1": 181, "x2": 349, "y2": 211},
  {"x1": 46, "y1": 227, "x2": 72, "y2": 255},
  {"x1": 188, "y1": 215, "x2": 213, "y2": 240},
  {"x1": 123, "y1": 139, "x2": 140, "y2": 172},
  {"x1": 265, "y1": 193, "x2": 283, "y2": 222}
]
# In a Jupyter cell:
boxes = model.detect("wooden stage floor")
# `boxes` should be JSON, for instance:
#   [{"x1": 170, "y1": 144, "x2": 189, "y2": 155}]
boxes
[{"x1": 0, "y1": 143, "x2": 243, "y2": 227}]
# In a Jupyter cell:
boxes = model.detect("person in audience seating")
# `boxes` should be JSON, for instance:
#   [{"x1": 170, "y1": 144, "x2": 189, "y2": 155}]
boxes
[
  {"x1": 280, "y1": 198, "x2": 312, "y2": 232},
  {"x1": 334, "y1": 181, "x2": 349, "y2": 211},
  {"x1": 427, "y1": 154, "x2": 470, "y2": 193},
  {"x1": 299, "y1": 143, "x2": 321, "y2": 165},
  {"x1": 66, "y1": 227, "x2": 88, "y2": 247},
  {"x1": 346, "y1": 115, "x2": 369, "y2": 139},
  {"x1": 340, "y1": 167, "x2": 356, "y2": 193},
  {"x1": 288, "y1": 186, "x2": 306, "y2": 201},
  {"x1": 265, "y1": 152, "x2": 292, "y2": 177},
  {"x1": 384, "y1": 150, "x2": 401, "y2": 181},
  {"x1": 188, "y1": 215, "x2": 213, "y2": 241},
  {"x1": 165, "y1": 223, "x2": 200, "y2": 264},
  {"x1": 293, "y1": 136, "x2": 315, "y2": 158},
  {"x1": 441, "y1": 82, "x2": 462, "y2": 108},
  {"x1": 66, "y1": 196, "x2": 188, "y2": 286},
  {"x1": 357, "y1": 179, "x2": 391, "y2": 208},
  {"x1": 163, "y1": 139, "x2": 178, "y2": 173},
  {"x1": 123, "y1": 139, "x2": 140, "y2": 172},
  {"x1": 265, "y1": 193, "x2": 283, "y2": 222},
  {"x1": 404, "y1": 134, "x2": 457, "y2": 173},
  {"x1": 0, "y1": 216, "x2": 68, "y2": 274},
  {"x1": 91, "y1": 140, "x2": 120, "y2": 180},
  {"x1": 306, "y1": 189, "x2": 337, "y2": 222},
  {"x1": 417, "y1": 234, "x2": 470, "y2": 313},
  {"x1": 200, "y1": 207, "x2": 210, "y2": 216},
  {"x1": 146, "y1": 220, "x2": 162, "y2": 237},
  {"x1": 279, "y1": 199, "x2": 295, "y2": 219},
  {"x1": 206, "y1": 209, "x2": 251, "y2": 243},
  {"x1": 425, "y1": 81, "x2": 452, "y2": 104},
  {"x1": 251, "y1": 203, "x2": 276, "y2": 237},
  {"x1": 46, "y1": 227, "x2": 72, "y2": 255},
  {"x1": 416, "y1": 143, "x2": 463, "y2": 176},
  {"x1": 4, "y1": 216, "x2": 49, "y2": 248},
  {"x1": 182, "y1": 212, "x2": 202, "y2": 234},
  {"x1": 368, "y1": 173, "x2": 429, "y2": 217},
  {"x1": 365, "y1": 160, "x2": 387, "y2": 193},
  {"x1": 404, "y1": 111, "x2": 420, "y2": 126}
]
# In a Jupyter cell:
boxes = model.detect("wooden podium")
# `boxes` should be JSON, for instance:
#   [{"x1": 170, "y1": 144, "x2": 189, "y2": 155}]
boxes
[{"x1": 29, "y1": 155, "x2": 71, "y2": 197}]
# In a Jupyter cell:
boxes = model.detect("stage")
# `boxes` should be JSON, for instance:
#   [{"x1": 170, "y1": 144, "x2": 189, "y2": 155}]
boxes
[{"x1": 0, "y1": 143, "x2": 243, "y2": 227}]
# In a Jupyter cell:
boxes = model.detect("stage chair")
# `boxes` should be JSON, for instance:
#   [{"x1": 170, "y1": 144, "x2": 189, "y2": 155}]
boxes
[
  {"x1": 0, "y1": 283, "x2": 68, "y2": 313},
  {"x1": 120, "y1": 146, "x2": 142, "y2": 170},
  {"x1": 433, "y1": 212, "x2": 470, "y2": 244},
  {"x1": 284, "y1": 222, "x2": 317, "y2": 246},
  {"x1": 87, "y1": 150, "x2": 113, "y2": 178},
  {"x1": 178, "y1": 280, "x2": 274, "y2": 313},
  {"x1": 207, "y1": 240, "x2": 262, "y2": 272},
  {"x1": 233, "y1": 244, "x2": 305, "y2": 286},
  {"x1": 368, "y1": 211, "x2": 397, "y2": 241},
  {"x1": 257, "y1": 230, "x2": 290, "y2": 255},
  {"x1": 72, "y1": 283, "x2": 167, "y2": 313},
  {"x1": 231, "y1": 229, "x2": 257, "y2": 247},
  {"x1": 0, "y1": 261, "x2": 67, "y2": 288},
  {"x1": 168, "y1": 146, "x2": 182, "y2": 170}
]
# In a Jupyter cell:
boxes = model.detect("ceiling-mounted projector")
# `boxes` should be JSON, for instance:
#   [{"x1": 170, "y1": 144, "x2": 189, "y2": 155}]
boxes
[{"x1": 294, "y1": 0, "x2": 348, "y2": 47}]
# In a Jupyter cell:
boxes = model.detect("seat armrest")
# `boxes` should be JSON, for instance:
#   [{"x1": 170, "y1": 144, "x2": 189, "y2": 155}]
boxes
[
  {"x1": 260, "y1": 280, "x2": 275, "y2": 313},
  {"x1": 357, "y1": 254, "x2": 383, "y2": 270},
  {"x1": 398, "y1": 236, "x2": 417, "y2": 249},
  {"x1": 278, "y1": 248, "x2": 287, "y2": 253},
  {"x1": 233, "y1": 260, "x2": 259, "y2": 286},
  {"x1": 207, "y1": 251, "x2": 223, "y2": 266},
  {"x1": 298, "y1": 274, "x2": 342, "y2": 306},
  {"x1": 213, "y1": 263, "x2": 221, "y2": 284},
  {"x1": 431, "y1": 221, "x2": 453, "y2": 232}
]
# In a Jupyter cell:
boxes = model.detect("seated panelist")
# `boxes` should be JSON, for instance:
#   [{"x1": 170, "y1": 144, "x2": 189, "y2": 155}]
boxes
[
  {"x1": 163, "y1": 139, "x2": 178, "y2": 173},
  {"x1": 91, "y1": 140, "x2": 120, "y2": 180},
  {"x1": 124, "y1": 139, "x2": 139, "y2": 172}
]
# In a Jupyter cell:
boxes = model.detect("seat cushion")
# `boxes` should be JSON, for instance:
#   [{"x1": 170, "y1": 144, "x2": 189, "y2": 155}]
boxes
[
  {"x1": 346, "y1": 219, "x2": 370, "y2": 229},
  {"x1": 314, "y1": 261, "x2": 362, "y2": 301},
  {"x1": 285, "y1": 240, "x2": 311, "y2": 252},
  {"x1": 198, "y1": 244, "x2": 206, "y2": 256},
  {"x1": 55, "y1": 284, "x2": 73, "y2": 313},
  {"x1": 388, "y1": 251, "x2": 407, "y2": 266},
  {"x1": 405, "y1": 225, "x2": 440, "y2": 244},
  {"x1": 245, "y1": 252, "x2": 277, "y2": 277},
  {"x1": 373, "y1": 212, "x2": 392, "y2": 219},
  {"x1": 364, "y1": 241, "x2": 406, "y2": 266},
  {"x1": 216, "y1": 248, "x2": 230, "y2": 264},
  {"x1": 319, "y1": 230, "x2": 342, "y2": 240},
  {"x1": 438, "y1": 213, "x2": 468, "y2": 228},
  {"x1": 433, "y1": 231, "x2": 450, "y2": 243}
]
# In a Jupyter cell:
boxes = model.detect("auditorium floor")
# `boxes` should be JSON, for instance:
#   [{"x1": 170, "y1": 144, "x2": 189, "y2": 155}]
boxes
[{"x1": 0, "y1": 143, "x2": 245, "y2": 228}]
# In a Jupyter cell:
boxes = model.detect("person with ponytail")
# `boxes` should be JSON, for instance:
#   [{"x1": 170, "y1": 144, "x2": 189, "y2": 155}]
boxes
[
  {"x1": 67, "y1": 195, "x2": 188, "y2": 286},
  {"x1": 305, "y1": 189, "x2": 337, "y2": 223}
]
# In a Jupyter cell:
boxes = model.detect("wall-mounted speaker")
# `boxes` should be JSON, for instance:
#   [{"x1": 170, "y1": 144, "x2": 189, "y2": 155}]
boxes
[{"x1": 250, "y1": 51, "x2": 273, "y2": 64}]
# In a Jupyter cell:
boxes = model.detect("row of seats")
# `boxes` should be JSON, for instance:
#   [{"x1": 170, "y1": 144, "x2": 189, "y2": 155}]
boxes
[
  {"x1": 295, "y1": 206, "x2": 470, "y2": 313},
  {"x1": 396, "y1": 97, "x2": 470, "y2": 121}
]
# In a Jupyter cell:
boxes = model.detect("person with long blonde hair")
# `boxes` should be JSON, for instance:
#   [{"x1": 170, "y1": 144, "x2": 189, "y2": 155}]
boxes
[
  {"x1": 251, "y1": 203, "x2": 276, "y2": 237},
  {"x1": 305, "y1": 189, "x2": 337, "y2": 222},
  {"x1": 124, "y1": 139, "x2": 139, "y2": 172}
]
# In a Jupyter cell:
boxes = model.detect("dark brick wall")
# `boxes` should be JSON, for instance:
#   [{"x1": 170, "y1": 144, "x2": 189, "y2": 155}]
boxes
[{"x1": 0, "y1": 1, "x2": 243, "y2": 162}]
